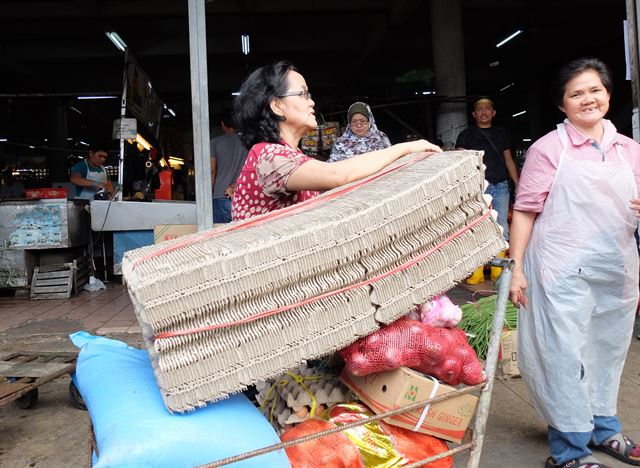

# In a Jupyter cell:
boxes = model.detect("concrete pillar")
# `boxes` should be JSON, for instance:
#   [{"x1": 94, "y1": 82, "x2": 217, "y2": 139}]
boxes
[{"x1": 431, "y1": 0, "x2": 467, "y2": 149}]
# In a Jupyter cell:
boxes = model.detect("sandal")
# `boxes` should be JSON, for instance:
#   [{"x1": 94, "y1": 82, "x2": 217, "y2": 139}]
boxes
[
  {"x1": 592, "y1": 433, "x2": 640, "y2": 466},
  {"x1": 545, "y1": 456, "x2": 611, "y2": 468}
]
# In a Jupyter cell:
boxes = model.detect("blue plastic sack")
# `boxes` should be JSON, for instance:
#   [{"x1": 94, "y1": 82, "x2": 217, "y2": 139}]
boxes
[{"x1": 70, "y1": 331, "x2": 290, "y2": 467}]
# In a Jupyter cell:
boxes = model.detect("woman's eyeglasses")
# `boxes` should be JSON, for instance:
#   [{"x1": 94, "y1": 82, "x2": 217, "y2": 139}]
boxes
[
  {"x1": 278, "y1": 90, "x2": 312, "y2": 100},
  {"x1": 351, "y1": 119, "x2": 369, "y2": 127}
]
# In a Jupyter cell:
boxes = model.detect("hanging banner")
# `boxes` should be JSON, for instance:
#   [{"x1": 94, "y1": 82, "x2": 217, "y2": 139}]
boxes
[{"x1": 124, "y1": 50, "x2": 163, "y2": 139}]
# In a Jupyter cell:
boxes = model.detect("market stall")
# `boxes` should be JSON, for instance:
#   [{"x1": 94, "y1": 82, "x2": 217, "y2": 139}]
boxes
[{"x1": 0, "y1": 197, "x2": 90, "y2": 289}]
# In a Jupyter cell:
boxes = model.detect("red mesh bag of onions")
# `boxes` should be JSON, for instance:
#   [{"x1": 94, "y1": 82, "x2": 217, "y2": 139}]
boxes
[{"x1": 339, "y1": 318, "x2": 485, "y2": 386}]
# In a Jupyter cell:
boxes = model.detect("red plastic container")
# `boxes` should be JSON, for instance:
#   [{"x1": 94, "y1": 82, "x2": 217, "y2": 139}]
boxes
[
  {"x1": 24, "y1": 188, "x2": 68, "y2": 199},
  {"x1": 154, "y1": 187, "x2": 172, "y2": 200}
]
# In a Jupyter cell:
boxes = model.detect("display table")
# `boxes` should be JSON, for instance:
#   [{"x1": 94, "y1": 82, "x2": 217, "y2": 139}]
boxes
[{"x1": 89, "y1": 200, "x2": 197, "y2": 274}]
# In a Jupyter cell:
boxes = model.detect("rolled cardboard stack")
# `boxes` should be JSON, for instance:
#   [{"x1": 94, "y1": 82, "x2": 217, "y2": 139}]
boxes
[{"x1": 122, "y1": 150, "x2": 506, "y2": 412}]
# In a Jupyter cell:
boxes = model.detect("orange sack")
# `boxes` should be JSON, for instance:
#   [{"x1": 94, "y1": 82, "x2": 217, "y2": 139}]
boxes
[{"x1": 281, "y1": 402, "x2": 452, "y2": 467}]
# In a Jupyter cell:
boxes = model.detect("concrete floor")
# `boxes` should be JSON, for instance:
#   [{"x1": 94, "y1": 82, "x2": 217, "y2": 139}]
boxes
[{"x1": 0, "y1": 280, "x2": 638, "y2": 467}]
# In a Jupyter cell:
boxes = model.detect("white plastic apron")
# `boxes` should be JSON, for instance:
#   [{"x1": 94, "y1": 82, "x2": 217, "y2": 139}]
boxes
[
  {"x1": 519, "y1": 123, "x2": 639, "y2": 432},
  {"x1": 77, "y1": 160, "x2": 108, "y2": 200}
]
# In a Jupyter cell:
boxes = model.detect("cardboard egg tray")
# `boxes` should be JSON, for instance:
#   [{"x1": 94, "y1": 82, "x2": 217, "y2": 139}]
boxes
[
  {"x1": 255, "y1": 364, "x2": 354, "y2": 433},
  {"x1": 122, "y1": 150, "x2": 506, "y2": 412}
]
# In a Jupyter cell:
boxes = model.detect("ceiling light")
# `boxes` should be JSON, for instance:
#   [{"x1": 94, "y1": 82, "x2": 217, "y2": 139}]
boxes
[
  {"x1": 241, "y1": 34, "x2": 250, "y2": 55},
  {"x1": 499, "y1": 83, "x2": 515, "y2": 92},
  {"x1": 105, "y1": 31, "x2": 128, "y2": 52},
  {"x1": 512, "y1": 110, "x2": 527, "y2": 117},
  {"x1": 78, "y1": 95, "x2": 118, "y2": 100},
  {"x1": 0, "y1": 138, "x2": 7, "y2": 142},
  {"x1": 69, "y1": 106, "x2": 82, "y2": 114},
  {"x1": 489, "y1": 61, "x2": 500, "y2": 67},
  {"x1": 522, "y1": 138, "x2": 532, "y2": 142},
  {"x1": 231, "y1": 91, "x2": 241, "y2": 96},
  {"x1": 136, "y1": 133, "x2": 152, "y2": 151},
  {"x1": 496, "y1": 30, "x2": 523, "y2": 48}
]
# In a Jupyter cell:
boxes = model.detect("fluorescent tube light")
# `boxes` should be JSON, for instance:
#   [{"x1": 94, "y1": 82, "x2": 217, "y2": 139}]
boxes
[
  {"x1": 105, "y1": 31, "x2": 128, "y2": 52},
  {"x1": 500, "y1": 83, "x2": 515, "y2": 92},
  {"x1": 522, "y1": 138, "x2": 532, "y2": 142},
  {"x1": 241, "y1": 34, "x2": 250, "y2": 55},
  {"x1": 0, "y1": 138, "x2": 7, "y2": 142},
  {"x1": 496, "y1": 30, "x2": 523, "y2": 48},
  {"x1": 77, "y1": 95, "x2": 118, "y2": 100},
  {"x1": 231, "y1": 92, "x2": 241, "y2": 96},
  {"x1": 512, "y1": 110, "x2": 527, "y2": 117},
  {"x1": 69, "y1": 106, "x2": 82, "y2": 114}
]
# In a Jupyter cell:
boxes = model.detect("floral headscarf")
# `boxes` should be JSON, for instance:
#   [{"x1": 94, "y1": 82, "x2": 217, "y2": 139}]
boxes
[{"x1": 327, "y1": 102, "x2": 391, "y2": 162}]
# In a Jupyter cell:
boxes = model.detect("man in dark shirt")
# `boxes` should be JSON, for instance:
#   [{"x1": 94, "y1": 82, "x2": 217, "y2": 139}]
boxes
[
  {"x1": 456, "y1": 97, "x2": 519, "y2": 284},
  {"x1": 456, "y1": 97, "x2": 519, "y2": 240}
]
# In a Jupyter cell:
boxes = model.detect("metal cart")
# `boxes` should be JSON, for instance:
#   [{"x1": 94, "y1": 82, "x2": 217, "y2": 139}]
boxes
[{"x1": 200, "y1": 257, "x2": 515, "y2": 468}]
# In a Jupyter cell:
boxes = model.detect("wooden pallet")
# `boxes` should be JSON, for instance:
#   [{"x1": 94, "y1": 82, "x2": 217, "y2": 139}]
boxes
[
  {"x1": 30, "y1": 256, "x2": 92, "y2": 300},
  {"x1": 0, "y1": 351, "x2": 77, "y2": 408}
]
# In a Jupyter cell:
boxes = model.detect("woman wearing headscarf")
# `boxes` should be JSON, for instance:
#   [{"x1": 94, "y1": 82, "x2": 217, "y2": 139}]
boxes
[{"x1": 327, "y1": 101, "x2": 392, "y2": 163}]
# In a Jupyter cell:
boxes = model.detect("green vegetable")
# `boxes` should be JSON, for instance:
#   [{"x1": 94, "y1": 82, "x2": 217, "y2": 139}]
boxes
[{"x1": 457, "y1": 295, "x2": 518, "y2": 360}]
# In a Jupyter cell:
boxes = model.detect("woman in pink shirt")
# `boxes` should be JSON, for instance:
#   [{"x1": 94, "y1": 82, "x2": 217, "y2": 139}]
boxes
[
  {"x1": 509, "y1": 57, "x2": 640, "y2": 468},
  {"x1": 230, "y1": 61, "x2": 441, "y2": 221}
]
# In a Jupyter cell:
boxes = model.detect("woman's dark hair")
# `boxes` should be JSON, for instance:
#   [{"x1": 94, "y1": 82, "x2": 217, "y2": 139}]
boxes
[
  {"x1": 233, "y1": 60, "x2": 296, "y2": 148},
  {"x1": 552, "y1": 57, "x2": 613, "y2": 107}
]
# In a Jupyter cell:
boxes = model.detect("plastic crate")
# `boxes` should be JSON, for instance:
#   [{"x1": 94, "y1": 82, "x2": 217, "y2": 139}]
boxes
[{"x1": 24, "y1": 188, "x2": 68, "y2": 199}]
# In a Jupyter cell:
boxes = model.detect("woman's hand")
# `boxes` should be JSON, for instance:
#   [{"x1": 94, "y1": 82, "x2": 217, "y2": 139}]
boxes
[
  {"x1": 509, "y1": 267, "x2": 528, "y2": 310},
  {"x1": 403, "y1": 139, "x2": 442, "y2": 155},
  {"x1": 630, "y1": 198, "x2": 640, "y2": 217}
]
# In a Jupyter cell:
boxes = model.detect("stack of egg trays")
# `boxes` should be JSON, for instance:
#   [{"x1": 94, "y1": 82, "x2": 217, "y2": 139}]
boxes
[
  {"x1": 255, "y1": 364, "x2": 354, "y2": 434},
  {"x1": 122, "y1": 150, "x2": 506, "y2": 412}
]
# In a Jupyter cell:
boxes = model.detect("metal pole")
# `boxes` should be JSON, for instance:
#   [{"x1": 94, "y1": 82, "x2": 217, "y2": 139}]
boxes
[
  {"x1": 467, "y1": 257, "x2": 514, "y2": 468},
  {"x1": 626, "y1": 0, "x2": 640, "y2": 141},
  {"x1": 187, "y1": 0, "x2": 213, "y2": 231},
  {"x1": 117, "y1": 57, "x2": 127, "y2": 202}
]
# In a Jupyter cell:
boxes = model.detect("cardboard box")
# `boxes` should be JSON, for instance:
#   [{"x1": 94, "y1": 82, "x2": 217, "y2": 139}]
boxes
[
  {"x1": 153, "y1": 224, "x2": 197, "y2": 244},
  {"x1": 499, "y1": 329, "x2": 520, "y2": 376},
  {"x1": 341, "y1": 367, "x2": 478, "y2": 443}
]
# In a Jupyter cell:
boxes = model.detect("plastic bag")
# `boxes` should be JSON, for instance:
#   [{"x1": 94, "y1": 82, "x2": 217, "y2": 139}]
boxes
[
  {"x1": 414, "y1": 294, "x2": 462, "y2": 328},
  {"x1": 281, "y1": 402, "x2": 452, "y2": 467},
  {"x1": 83, "y1": 276, "x2": 106, "y2": 292},
  {"x1": 70, "y1": 331, "x2": 290, "y2": 467}
]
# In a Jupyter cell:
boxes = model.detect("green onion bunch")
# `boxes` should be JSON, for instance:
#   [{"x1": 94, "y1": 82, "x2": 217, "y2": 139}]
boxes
[{"x1": 457, "y1": 295, "x2": 518, "y2": 360}]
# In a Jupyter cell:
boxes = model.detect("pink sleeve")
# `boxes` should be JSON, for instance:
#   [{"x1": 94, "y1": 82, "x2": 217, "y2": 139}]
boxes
[
  {"x1": 513, "y1": 141, "x2": 559, "y2": 213},
  {"x1": 618, "y1": 137, "x2": 640, "y2": 194},
  {"x1": 255, "y1": 144, "x2": 315, "y2": 197}
]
